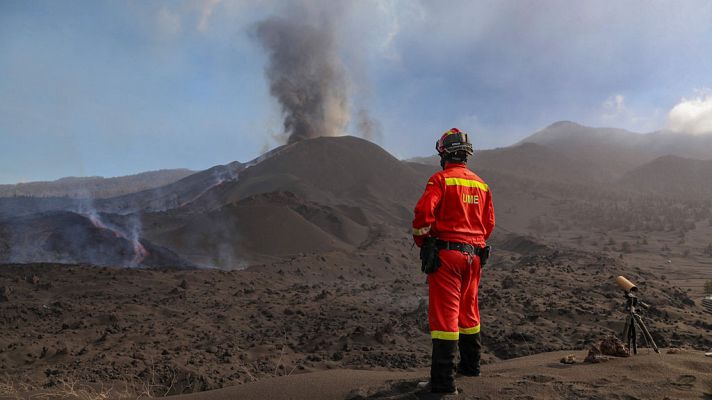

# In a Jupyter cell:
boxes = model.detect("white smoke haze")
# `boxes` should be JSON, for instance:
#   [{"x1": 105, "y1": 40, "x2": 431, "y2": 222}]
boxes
[{"x1": 667, "y1": 90, "x2": 712, "y2": 135}]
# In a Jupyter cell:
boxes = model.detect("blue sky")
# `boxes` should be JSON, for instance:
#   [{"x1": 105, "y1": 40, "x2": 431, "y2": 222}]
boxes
[{"x1": 2, "y1": 0, "x2": 712, "y2": 184}]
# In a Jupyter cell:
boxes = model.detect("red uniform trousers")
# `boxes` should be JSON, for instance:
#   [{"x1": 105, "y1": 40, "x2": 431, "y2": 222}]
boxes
[{"x1": 428, "y1": 249, "x2": 481, "y2": 340}]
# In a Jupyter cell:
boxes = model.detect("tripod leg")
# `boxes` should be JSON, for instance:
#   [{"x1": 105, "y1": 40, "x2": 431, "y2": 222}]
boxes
[
  {"x1": 634, "y1": 314, "x2": 660, "y2": 354},
  {"x1": 630, "y1": 319, "x2": 637, "y2": 355},
  {"x1": 623, "y1": 316, "x2": 632, "y2": 352}
]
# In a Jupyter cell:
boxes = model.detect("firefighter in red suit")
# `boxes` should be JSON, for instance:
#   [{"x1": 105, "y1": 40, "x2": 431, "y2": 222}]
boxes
[{"x1": 413, "y1": 128, "x2": 495, "y2": 394}]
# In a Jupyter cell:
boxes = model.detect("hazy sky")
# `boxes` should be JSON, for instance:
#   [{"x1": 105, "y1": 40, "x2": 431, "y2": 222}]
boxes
[{"x1": 2, "y1": 0, "x2": 712, "y2": 184}]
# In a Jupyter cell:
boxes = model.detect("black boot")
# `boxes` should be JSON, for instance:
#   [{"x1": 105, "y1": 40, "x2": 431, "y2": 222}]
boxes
[
  {"x1": 430, "y1": 339, "x2": 458, "y2": 393},
  {"x1": 457, "y1": 332, "x2": 481, "y2": 376}
]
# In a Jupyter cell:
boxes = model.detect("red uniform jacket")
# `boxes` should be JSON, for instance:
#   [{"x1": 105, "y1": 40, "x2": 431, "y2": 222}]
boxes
[{"x1": 412, "y1": 163, "x2": 495, "y2": 247}]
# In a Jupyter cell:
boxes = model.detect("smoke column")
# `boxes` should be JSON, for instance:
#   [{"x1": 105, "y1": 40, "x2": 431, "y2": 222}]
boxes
[
  {"x1": 255, "y1": 5, "x2": 351, "y2": 144},
  {"x1": 355, "y1": 108, "x2": 383, "y2": 143}
]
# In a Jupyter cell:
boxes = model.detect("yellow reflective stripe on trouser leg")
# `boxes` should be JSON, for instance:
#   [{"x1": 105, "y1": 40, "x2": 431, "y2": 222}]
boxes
[
  {"x1": 431, "y1": 331, "x2": 459, "y2": 340},
  {"x1": 459, "y1": 325, "x2": 481, "y2": 335},
  {"x1": 412, "y1": 226, "x2": 431, "y2": 236}
]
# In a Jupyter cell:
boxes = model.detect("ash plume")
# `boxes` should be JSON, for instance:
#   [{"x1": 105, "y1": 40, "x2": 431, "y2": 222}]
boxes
[
  {"x1": 255, "y1": 5, "x2": 350, "y2": 144},
  {"x1": 355, "y1": 108, "x2": 383, "y2": 143}
]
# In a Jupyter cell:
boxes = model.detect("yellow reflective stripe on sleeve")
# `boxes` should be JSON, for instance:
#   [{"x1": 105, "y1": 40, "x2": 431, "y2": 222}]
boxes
[
  {"x1": 444, "y1": 177, "x2": 489, "y2": 191},
  {"x1": 431, "y1": 331, "x2": 459, "y2": 340},
  {"x1": 458, "y1": 325, "x2": 481, "y2": 335},
  {"x1": 412, "y1": 226, "x2": 431, "y2": 236},
  {"x1": 427, "y1": 181, "x2": 434, "y2": 185}
]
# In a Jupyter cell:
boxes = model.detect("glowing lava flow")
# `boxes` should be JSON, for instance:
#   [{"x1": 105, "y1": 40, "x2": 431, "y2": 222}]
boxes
[
  {"x1": 131, "y1": 240, "x2": 150, "y2": 265},
  {"x1": 86, "y1": 214, "x2": 117, "y2": 236},
  {"x1": 85, "y1": 213, "x2": 149, "y2": 266}
]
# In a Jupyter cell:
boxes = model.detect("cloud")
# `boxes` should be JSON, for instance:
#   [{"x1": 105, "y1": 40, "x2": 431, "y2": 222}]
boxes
[
  {"x1": 156, "y1": 6, "x2": 182, "y2": 37},
  {"x1": 197, "y1": 0, "x2": 222, "y2": 31},
  {"x1": 368, "y1": 0, "x2": 426, "y2": 62},
  {"x1": 597, "y1": 94, "x2": 665, "y2": 133},
  {"x1": 667, "y1": 90, "x2": 712, "y2": 135},
  {"x1": 601, "y1": 94, "x2": 626, "y2": 120}
]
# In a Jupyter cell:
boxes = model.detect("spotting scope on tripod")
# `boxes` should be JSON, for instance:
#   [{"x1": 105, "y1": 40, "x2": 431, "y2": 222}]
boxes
[{"x1": 616, "y1": 276, "x2": 660, "y2": 355}]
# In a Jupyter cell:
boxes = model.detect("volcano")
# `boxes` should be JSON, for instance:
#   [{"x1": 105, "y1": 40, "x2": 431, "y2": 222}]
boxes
[
  {"x1": 140, "y1": 136, "x2": 431, "y2": 266},
  {"x1": 0, "y1": 136, "x2": 432, "y2": 268}
]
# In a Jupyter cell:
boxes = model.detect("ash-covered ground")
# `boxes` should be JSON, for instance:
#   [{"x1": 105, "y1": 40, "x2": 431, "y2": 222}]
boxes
[{"x1": 1, "y1": 230, "x2": 708, "y2": 396}]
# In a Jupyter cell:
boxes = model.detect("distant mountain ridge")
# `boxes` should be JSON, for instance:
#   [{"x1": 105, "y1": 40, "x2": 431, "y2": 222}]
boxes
[
  {"x1": 411, "y1": 121, "x2": 712, "y2": 188},
  {"x1": 618, "y1": 155, "x2": 712, "y2": 197},
  {"x1": 520, "y1": 121, "x2": 712, "y2": 178},
  {"x1": 4, "y1": 122, "x2": 712, "y2": 268},
  {"x1": 0, "y1": 169, "x2": 194, "y2": 199}
]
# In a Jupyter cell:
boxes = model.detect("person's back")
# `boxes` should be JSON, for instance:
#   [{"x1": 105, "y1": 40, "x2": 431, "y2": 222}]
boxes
[
  {"x1": 419, "y1": 163, "x2": 493, "y2": 247},
  {"x1": 412, "y1": 128, "x2": 495, "y2": 394}
]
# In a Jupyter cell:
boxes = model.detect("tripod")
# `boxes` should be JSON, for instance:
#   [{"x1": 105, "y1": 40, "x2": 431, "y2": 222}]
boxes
[{"x1": 622, "y1": 291, "x2": 660, "y2": 354}]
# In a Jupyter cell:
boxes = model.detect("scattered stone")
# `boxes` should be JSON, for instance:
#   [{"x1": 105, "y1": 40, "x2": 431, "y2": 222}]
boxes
[
  {"x1": 560, "y1": 354, "x2": 576, "y2": 364},
  {"x1": 600, "y1": 335, "x2": 629, "y2": 357},
  {"x1": 501, "y1": 276, "x2": 515, "y2": 289},
  {"x1": 585, "y1": 335, "x2": 629, "y2": 363},
  {"x1": 584, "y1": 344, "x2": 602, "y2": 363},
  {"x1": 585, "y1": 352, "x2": 611, "y2": 363},
  {"x1": 27, "y1": 275, "x2": 40, "y2": 285},
  {"x1": 0, "y1": 286, "x2": 10, "y2": 302},
  {"x1": 705, "y1": 352, "x2": 712, "y2": 358},
  {"x1": 179, "y1": 279, "x2": 189, "y2": 289}
]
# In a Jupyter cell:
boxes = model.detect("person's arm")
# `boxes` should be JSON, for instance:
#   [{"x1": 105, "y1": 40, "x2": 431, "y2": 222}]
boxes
[
  {"x1": 483, "y1": 189, "x2": 495, "y2": 241},
  {"x1": 412, "y1": 174, "x2": 443, "y2": 247}
]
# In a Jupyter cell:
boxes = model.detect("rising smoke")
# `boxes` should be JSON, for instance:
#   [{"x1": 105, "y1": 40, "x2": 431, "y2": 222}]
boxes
[
  {"x1": 355, "y1": 108, "x2": 383, "y2": 143},
  {"x1": 254, "y1": 3, "x2": 379, "y2": 144}
]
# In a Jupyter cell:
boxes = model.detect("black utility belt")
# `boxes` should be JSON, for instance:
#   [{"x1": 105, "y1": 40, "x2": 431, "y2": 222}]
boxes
[{"x1": 435, "y1": 240, "x2": 483, "y2": 256}]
